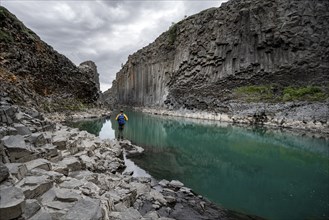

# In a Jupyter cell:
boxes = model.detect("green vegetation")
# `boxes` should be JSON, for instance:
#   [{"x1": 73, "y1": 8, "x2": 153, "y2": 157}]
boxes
[
  {"x1": 234, "y1": 85, "x2": 275, "y2": 102},
  {"x1": 234, "y1": 85, "x2": 329, "y2": 102},
  {"x1": 167, "y1": 22, "x2": 177, "y2": 45},
  {"x1": 283, "y1": 86, "x2": 327, "y2": 101}
]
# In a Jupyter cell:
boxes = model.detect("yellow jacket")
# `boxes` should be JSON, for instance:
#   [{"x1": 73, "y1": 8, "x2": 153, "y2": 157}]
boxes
[{"x1": 115, "y1": 113, "x2": 128, "y2": 121}]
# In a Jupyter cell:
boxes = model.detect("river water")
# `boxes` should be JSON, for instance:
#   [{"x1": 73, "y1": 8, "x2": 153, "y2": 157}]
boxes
[{"x1": 68, "y1": 110, "x2": 329, "y2": 220}]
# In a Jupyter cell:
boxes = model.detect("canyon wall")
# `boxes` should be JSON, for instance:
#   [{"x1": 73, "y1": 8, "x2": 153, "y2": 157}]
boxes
[
  {"x1": 109, "y1": 0, "x2": 329, "y2": 112},
  {"x1": 0, "y1": 7, "x2": 100, "y2": 111}
]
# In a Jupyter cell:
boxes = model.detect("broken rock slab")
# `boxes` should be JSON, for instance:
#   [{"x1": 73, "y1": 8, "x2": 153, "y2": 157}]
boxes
[
  {"x1": 63, "y1": 198, "x2": 103, "y2": 220},
  {"x1": 1, "y1": 135, "x2": 37, "y2": 162},
  {"x1": 5, "y1": 163, "x2": 28, "y2": 180},
  {"x1": 16, "y1": 175, "x2": 54, "y2": 199},
  {"x1": 0, "y1": 186, "x2": 25, "y2": 220},
  {"x1": 25, "y1": 158, "x2": 52, "y2": 171},
  {"x1": 59, "y1": 156, "x2": 81, "y2": 171}
]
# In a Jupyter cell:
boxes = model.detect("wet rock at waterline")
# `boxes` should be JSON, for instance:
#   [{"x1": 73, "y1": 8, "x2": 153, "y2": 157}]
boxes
[{"x1": 0, "y1": 96, "x2": 262, "y2": 219}]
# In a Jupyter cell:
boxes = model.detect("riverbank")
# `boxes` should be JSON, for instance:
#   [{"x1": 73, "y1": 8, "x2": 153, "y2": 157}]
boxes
[
  {"x1": 137, "y1": 101, "x2": 329, "y2": 138},
  {"x1": 0, "y1": 97, "x2": 262, "y2": 219}
]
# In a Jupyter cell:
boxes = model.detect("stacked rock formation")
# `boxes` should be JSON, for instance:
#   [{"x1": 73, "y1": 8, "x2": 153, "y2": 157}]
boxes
[
  {"x1": 0, "y1": 93, "x2": 261, "y2": 219},
  {"x1": 107, "y1": 0, "x2": 329, "y2": 130}
]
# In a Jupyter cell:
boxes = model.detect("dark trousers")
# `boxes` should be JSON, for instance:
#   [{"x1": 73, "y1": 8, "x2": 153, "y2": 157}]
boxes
[{"x1": 118, "y1": 124, "x2": 124, "y2": 140}]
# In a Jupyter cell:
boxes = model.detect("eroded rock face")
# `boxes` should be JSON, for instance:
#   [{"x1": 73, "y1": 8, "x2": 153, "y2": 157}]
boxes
[
  {"x1": 109, "y1": 0, "x2": 329, "y2": 112},
  {"x1": 0, "y1": 7, "x2": 100, "y2": 110}
]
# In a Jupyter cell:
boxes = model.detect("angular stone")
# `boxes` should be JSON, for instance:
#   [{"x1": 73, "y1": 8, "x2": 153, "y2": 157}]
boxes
[
  {"x1": 63, "y1": 198, "x2": 102, "y2": 220},
  {"x1": 144, "y1": 211, "x2": 160, "y2": 220},
  {"x1": 22, "y1": 199, "x2": 41, "y2": 219},
  {"x1": 5, "y1": 163, "x2": 28, "y2": 180},
  {"x1": 13, "y1": 123, "x2": 31, "y2": 135},
  {"x1": 0, "y1": 162, "x2": 9, "y2": 183},
  {"x1": 158, "y1": 179, "x2": 169, "y2": 187},
  {"x1": 28, "y1": 207, "x2": 52, "y2": 220},
  {"x1": 30, "y1": 133, "x2": 48, "y2": 148},
  {"x1": 59, "y1": 156, "x2": 81, "y2": 171},
  {"x1": 52, "y1": 135, "x2": 67, "y2": 150},
  {"x1": 25, "y1": 158, "x2": 52, "y2": 171},
  {"x1": 52, "y1": 163, "x2": 69, "y2": 176},
  {"x1": 109, "y1": 207, "x2": 142, "y2": 220},
  {"x1": 169, "y1": 180, "x2": 184, "y2": 188},
  {"x1": 29, "y1": 168, "x2": 64, "y2": 183},
  {"x1": 1, "y1": 135, "x2": 37, "y2": 162},
  {"x1": 59, "y1": 177, "x2": 85, "y2": 189},
  {"x1": 0, "y1": 187, "x2": 25, "y2": 220},
  {"x1": 16, "y1": 175, "x2": 53, "y2": 199},
  {"x1": 54, "y1": 187, "x2": 81, "y2": 202}
]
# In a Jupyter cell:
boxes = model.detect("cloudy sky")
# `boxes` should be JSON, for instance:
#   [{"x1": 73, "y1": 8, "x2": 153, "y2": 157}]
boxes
[{"x1": 2, "y1": 0, "x2": 227, "y2": 92}]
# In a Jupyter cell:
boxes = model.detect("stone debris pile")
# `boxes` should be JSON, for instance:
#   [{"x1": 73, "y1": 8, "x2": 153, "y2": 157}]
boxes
[{"x1": 0, "y1": 93, "x2": 260, "y2": 220}]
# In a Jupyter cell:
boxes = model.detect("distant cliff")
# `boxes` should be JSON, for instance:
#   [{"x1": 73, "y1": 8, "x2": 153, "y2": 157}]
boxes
[
  {"x1": 108, "y1": 0, "x2": 329, "y2": 112},
  {"x1": 0, "y1": 6, "x2": 100, "y2": 111}
]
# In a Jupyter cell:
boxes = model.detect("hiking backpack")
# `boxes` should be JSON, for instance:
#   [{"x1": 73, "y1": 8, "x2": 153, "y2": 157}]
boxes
[{"x1": 117, "y1": 114, "x2": 125, "y2": 125}]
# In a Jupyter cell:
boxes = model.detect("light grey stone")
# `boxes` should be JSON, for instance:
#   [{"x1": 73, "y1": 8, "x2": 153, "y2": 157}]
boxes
[
  {"x1": 25, "y1": 158, "x2": 52, "y2": 171},
  {"x1": 52, "y1": 135, "x2": 67, "y2": 150},
  {"x1": 109, "y1": 207, "x2": 142, "y2": 220},
  {"x1": 54, "y1": 187, "x2": 81, "y2": 202},
  {"x1": 144, "y1": 211, "x2": 160, "y2": 220},
  {"x1": 59, "y1": 156, "x2": 81, "y2": 171},
  {"x1": 158, "y1": 179, "x2": 169, "y2": 187},
  {"x1": 0, "y1": 187, "x2": 25, "y2": 220},
  {"x1": 28, "y1": 133, "x2": 47, "y2": 148},
  {"x1": 1, "y1": 135, "x2": 37, "y2": 162},
  {"x1": 16, "y1": 175, "x2": 53, "y2": 199},
  {"x1": 5, "y1": 163, "x2": 28, "y2": 180},
  {"x1": 13, "y1": 123, "x2": 31, "y2": 135},
  {"x1": 63, "y1": 198, "x2": 102, "y2": 220},
  {"x1": 22, "y1": 199, "x2": 41, "y2": 219},
  {"x1": 59, "y1": 177, "x2": 85, "y2": 189},
  {"x1": 28, "y1": 207, "x2": 52, "y2": 220},
  {"x1": 169, "y1": 180, "x2": 184, "y2": 188}
]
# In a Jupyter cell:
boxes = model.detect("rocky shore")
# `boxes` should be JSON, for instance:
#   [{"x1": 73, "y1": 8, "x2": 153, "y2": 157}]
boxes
[
  {"x1": 138, "y1": 100, "x2": 329, "y2": 138},
  {"x1": 0, "y1": 94, "x2": 263, "y2": 219}
]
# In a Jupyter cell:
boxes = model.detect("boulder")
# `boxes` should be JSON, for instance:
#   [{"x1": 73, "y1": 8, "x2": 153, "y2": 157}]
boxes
[{"x1": 0, "y1": 187, "x2": 25, "y2": 220}]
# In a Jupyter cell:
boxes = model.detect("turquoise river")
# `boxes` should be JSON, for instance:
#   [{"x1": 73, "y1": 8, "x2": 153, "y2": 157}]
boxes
[{"x1": 68, "y1": 110, "x2": 329, "y2": 220}]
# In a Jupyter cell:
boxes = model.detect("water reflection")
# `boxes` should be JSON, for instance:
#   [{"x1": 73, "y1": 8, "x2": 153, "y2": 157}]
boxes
[{"x1": 71, "y1": 111, "x2": 329, "y2": 220}]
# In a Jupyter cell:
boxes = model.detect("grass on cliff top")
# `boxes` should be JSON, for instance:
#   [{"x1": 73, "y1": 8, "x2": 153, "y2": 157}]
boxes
[{"x1": 234, "y1": 85, "x2": 329, "y2": 102}]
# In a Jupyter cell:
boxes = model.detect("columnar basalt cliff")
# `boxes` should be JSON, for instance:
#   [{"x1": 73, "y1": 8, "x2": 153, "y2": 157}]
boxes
[
  {"x1": 109, "y1": 0, "x2": 329, "y2": 128},
  {"x1": 0, "y1": 7, "x2": 100, "y2": 111}
]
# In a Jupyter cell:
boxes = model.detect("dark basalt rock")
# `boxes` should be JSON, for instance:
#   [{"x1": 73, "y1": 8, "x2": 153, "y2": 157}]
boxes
[
  {"x1": 107, "y1": 0, "x2": 329, "y2": 120},
  {"x1": 0, "y1": 6, "x2": 100, "y2": 111}
]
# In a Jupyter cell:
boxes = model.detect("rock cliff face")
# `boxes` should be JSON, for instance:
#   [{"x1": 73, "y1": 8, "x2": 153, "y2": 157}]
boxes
[
  {"x1": 0, "y1": 7, "x2": 100, "y2": 111},
  {"x1": 110, "y1": 0, "x2": 329, "y2": 112}
]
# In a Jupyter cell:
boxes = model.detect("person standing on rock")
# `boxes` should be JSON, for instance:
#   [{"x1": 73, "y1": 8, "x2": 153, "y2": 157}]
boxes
[{"x1": 115, "y1": 110, "x2": 128, "y2": 140}]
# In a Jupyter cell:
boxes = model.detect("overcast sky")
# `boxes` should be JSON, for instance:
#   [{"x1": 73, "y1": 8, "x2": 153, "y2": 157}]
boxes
[{"x1": 2, "y1": 0, "x2": 227, "y2": 92}]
